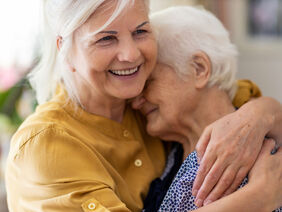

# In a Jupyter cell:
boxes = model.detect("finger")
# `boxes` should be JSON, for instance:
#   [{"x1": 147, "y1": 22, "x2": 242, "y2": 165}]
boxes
[
  {"x1": 203, "y1": 166, "x2": 237, "y2": 205},
  {"x1": 222, "y1": 166, "x2": 248, "y2": 197},
  {"x1": 276, "y1": 145, "x2": 281, "y2": 154},
  {"x1": 194, "y1": 159, "x2": 226, "y2": 207},
  {"x1": 196, "y1": 126, "x2": 212, "y2": 162},
  {"x1": 192, "y1": 153, "x2": 217, "y2": 197},
  {"x1": 275, "y1": 146, "x2": 281, "y2": 157},
  {"x1": 256, "y1": 138, "x2": 276, "y2": 158}
]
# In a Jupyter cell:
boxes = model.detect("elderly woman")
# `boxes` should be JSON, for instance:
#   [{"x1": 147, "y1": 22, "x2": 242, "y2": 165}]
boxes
[
  {"x1": 133, "y1": 6, "x2": 282, "y2": 212},
  {"x1": 5, "y1": 1, "x2": 281, "y2": 211}
]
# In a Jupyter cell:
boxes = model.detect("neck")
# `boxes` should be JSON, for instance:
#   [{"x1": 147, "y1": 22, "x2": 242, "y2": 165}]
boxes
[
  {"x1": 82, "y1": 95, "x2": 126, "y2": 123},
  {"x1": 75, "y1": 82, "x2": 126, "y2": 123},
  {"x1": 178, "y1": 87, "x2": 236, "y2": 159}
]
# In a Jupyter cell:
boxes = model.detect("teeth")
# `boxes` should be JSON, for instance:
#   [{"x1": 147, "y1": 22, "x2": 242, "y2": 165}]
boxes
[{"x1": 110, "y1": 67, "x2": 138, "y2": 76}]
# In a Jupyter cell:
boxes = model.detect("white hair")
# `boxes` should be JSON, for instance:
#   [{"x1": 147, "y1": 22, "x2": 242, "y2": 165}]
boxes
[
  {"x1": 29, "y1": 0, "x2": 149, "y2": 105},
  {"x1": 150, "y1": 6, "x2": 238, "y2": 99}
]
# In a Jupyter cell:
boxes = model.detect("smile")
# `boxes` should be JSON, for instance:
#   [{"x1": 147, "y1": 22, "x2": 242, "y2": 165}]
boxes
[{"x1": 109, "y1": 66, "x2": 140, "y2": 76}]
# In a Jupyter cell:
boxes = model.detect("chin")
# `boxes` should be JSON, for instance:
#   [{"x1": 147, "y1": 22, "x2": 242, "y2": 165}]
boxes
[
  {"x1": 120, "y1": 85, "x2": 144, "y2": 99},
  {"x1": 113, "y1": 90, "x2": 142, "y2": 100},
  {"x1": 120, "y1": 92, "x2": 141, "y2": 100},
  {"x1": 147, "y1": 123, "x2": 173, "y2": 141},
  {"x1": 146, "y1": 123, "x2": 163, "y2": 138}
]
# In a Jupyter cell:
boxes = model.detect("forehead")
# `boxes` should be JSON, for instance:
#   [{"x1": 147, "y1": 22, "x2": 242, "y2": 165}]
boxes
[
  {"x1": 83, "y1": 0, "x2": 148, "y2": 32},
  {"x1": 150, "y1": 63, "x2": 191, "y2": 87},
  {"x1": 152, "y1": 63, "x2": 175, "y2": 79}
]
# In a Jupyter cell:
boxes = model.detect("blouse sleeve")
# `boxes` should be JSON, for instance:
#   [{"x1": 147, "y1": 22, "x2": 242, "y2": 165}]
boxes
[
  {"x1": 7, "y1": 127, "x2": 131, "y2": 212},
  {"x1": 232, "y1": 79, "x2": 262, "y2": 108}
]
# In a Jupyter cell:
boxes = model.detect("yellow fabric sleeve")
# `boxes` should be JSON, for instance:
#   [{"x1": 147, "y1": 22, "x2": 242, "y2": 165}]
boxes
[
  {"x1": 9, "y1": 127, "x2": 131, "y2": 212},
  {"x1": 232, "y1": 79, "x2": 262, "y2": 108}
]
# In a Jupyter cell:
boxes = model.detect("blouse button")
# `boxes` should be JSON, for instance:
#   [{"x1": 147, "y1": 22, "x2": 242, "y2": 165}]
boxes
[
  {"x1": 88, "y1": 203, "x2": 96, "y2": 210},
  {"x1": 123, "y1": 130, "x2": 130, "y2": 137},
  {"x1": 134, "y1": 159, "x2": 142, "y2": 167}
]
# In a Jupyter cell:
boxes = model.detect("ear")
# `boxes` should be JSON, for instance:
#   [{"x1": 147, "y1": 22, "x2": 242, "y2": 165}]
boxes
[
  {"x1": 190, "y1": 52, "x2": 211, "y2": 89},
  {"x1": 56, "y1": 36, "x2": 63, "y2": 51}
]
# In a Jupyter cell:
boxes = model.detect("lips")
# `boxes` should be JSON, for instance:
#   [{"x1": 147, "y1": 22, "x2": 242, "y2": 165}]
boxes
[
  {"x1": 109, "y1": 65, "x2": 140, "y2": 76},
  {"x1": 144, "y1": 107, "x2": 157, "y2": 117}
]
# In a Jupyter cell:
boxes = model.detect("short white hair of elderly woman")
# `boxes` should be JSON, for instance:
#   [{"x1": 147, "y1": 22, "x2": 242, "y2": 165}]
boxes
[{"x1": 151, "y1": 6, "x2": 238, "y2": 99}]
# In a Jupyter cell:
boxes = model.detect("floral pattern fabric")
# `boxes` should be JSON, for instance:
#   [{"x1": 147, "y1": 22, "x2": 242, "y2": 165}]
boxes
[{"x1": 159, "y1": 151, "x2": 282, "y2": 212}]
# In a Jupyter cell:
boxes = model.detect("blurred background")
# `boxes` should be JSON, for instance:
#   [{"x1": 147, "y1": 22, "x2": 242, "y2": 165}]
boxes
[{"x1": 0, "y1": 0, "x2": 281, "y2": 211}]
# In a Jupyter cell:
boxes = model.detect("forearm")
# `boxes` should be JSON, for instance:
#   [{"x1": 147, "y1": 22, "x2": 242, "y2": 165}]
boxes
[
  {"x1": 239, "y1": 96, "x2": 282, "y2": 145},
  {"x1": 194, "y1": 183, "x2": 272, "y2": 212}
]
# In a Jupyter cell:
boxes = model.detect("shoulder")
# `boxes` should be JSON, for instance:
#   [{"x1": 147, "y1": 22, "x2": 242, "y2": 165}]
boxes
[
  {"x1": 8, "y1": 124, "x2": 114, "y2": 185},
  {"x1": 5, "y1": 122, "x2": 124, "y2": 211},
  {"x1": 9, "y1": 100, "x2": 70, "y2": 155},
  {"x1": 233, "y1": 79, "x2": 262, "y2": 108},
  {"x1": 8, "y1": 100, "x2": 113, "y2": 180}
]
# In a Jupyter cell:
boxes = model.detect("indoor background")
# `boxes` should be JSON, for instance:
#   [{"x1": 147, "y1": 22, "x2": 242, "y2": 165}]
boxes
[{"x1": 0, "y1": 0, "x2": 281, "y2": 211}]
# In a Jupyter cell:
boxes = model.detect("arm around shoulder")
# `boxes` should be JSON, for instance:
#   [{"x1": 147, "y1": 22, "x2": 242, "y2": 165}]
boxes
[
  {"x1": 194, "y1": 139, "x2": 282, "y2": 212},
  {"x1": 239, "y1": 96, "x2": 282, "y2": 145}
]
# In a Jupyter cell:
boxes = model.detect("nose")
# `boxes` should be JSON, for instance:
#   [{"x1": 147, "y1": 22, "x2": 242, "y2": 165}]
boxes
[
  {"x1": 131, "y1": 94, "x2": 146, "y2": 110},
  {"x1": 117, "y1": 38, "x2": 141, "y2": 62}
]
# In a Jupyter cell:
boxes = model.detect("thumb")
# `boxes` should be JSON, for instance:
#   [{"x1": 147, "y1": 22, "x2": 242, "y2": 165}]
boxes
[{"x1": 196, "y1": 126, "x2": 212, "y2": 162}]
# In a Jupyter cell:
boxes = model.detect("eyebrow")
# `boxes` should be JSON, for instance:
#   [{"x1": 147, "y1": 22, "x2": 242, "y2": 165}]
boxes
[
  {"x1": 98, "y1": 21, "x2": 149, "y2": 35},
  {"x1": 136, "y1": 21, "x2": 149, "y2": 29},
  {"x1": 99, "y1": 30, "x2": 118, "y2": 35}
]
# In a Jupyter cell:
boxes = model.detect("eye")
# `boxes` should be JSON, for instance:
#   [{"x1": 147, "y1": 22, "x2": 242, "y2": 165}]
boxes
[
  {"x1": 96, "y1": 35, "x2": 117, "y2": 46},
  {"x1": 133, "y1": 29, "x2": 148, "y2": 38}
]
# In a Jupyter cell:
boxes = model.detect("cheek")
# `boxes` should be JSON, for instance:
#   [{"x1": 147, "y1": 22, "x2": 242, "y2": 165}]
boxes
[
  {"x1": 71, "y1": 50, "x2": 92, "y2": 74},
  {"x1": 142, "y1": 39, "x2": 157, "y2": 66},
  {"x1": 159, "y1": 102, "x2": 179, "y2": 126},
  {"x1": 88, "y1": 50, "x2": 115, "y2": 71},
  {"x1": 145, "y1": 83, "x2": 163, "y2": 103}
]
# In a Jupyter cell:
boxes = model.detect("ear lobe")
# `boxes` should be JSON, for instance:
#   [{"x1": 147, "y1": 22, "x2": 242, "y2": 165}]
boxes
[
  {"x1": 64, "y1": 47, "x2": 76, "y2": 73},
  {"x1": 56, "y1": 36, "x2": 63, "y2": 51},
  {"x1": 67, "y1": 62, "x2": 76, "y2": 73},
  {"x1": 191, "y1": 52, "x2": 211, "y2": 89}
]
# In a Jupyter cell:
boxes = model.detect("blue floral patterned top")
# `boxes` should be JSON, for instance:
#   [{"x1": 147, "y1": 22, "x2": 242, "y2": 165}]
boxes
[{"x1": 159, "y1": 151, "x2": 282, "y2": 212}]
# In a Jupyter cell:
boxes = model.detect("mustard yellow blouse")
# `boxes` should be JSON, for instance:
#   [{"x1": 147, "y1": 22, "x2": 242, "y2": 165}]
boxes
[
  {"x1": 5, "y1": 87, "x2": 166, "y2": 212},
  {"x1": 5, "y1": 80, "x2": 261, "y2": 212}
]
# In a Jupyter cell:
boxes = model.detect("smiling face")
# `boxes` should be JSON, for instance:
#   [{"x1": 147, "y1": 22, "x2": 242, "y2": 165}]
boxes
[
  {"x1": 69, "y1": 0, "x2": 157, "y2": 104},
  {"x1": 132, "y1": 63, "x2": 200, "y2": 140}
]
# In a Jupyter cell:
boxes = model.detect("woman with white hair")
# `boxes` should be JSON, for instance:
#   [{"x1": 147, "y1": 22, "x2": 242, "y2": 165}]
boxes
[
  {"x1": 5, "y1": 0, "x2": 281, "y2": 211},
  {"x1": 6, "y1": 1, "x2": 164, "y2": 211},
  {"x1": 133, "y1": 6, "x2": 282, "y2": 211}
]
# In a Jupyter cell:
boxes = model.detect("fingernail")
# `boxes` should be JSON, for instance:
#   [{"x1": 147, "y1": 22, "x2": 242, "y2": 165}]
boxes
[
  {"x1": 195, "y1": 199, "x2": 203, "y2": 207},
  {"x1": 203, "y1": 200, "x2": 212, "y2": 206},
  {"x1": 192, "y1": 189, "x2": 198, "y2": 196},
  {"x1": 197, "y1": 156, "x2": 201, "y2": 164}
]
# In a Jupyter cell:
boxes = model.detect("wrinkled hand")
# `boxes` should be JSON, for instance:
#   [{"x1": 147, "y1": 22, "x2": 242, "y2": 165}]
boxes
[
  {"x1": 192, "y1": 109, "x2": 269, "y2": 207},
  {"x1": 248, "y1": 139, "x2": 282, "y2": 210}
]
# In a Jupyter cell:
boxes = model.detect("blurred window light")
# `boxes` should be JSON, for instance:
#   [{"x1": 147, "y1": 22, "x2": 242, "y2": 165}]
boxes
[
  {"x1": 248, "y1": 0, "x2": 282, "y2": 37},
  {"x1": 0, "y1": 0, "x2": 40, "y2": 68}
]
